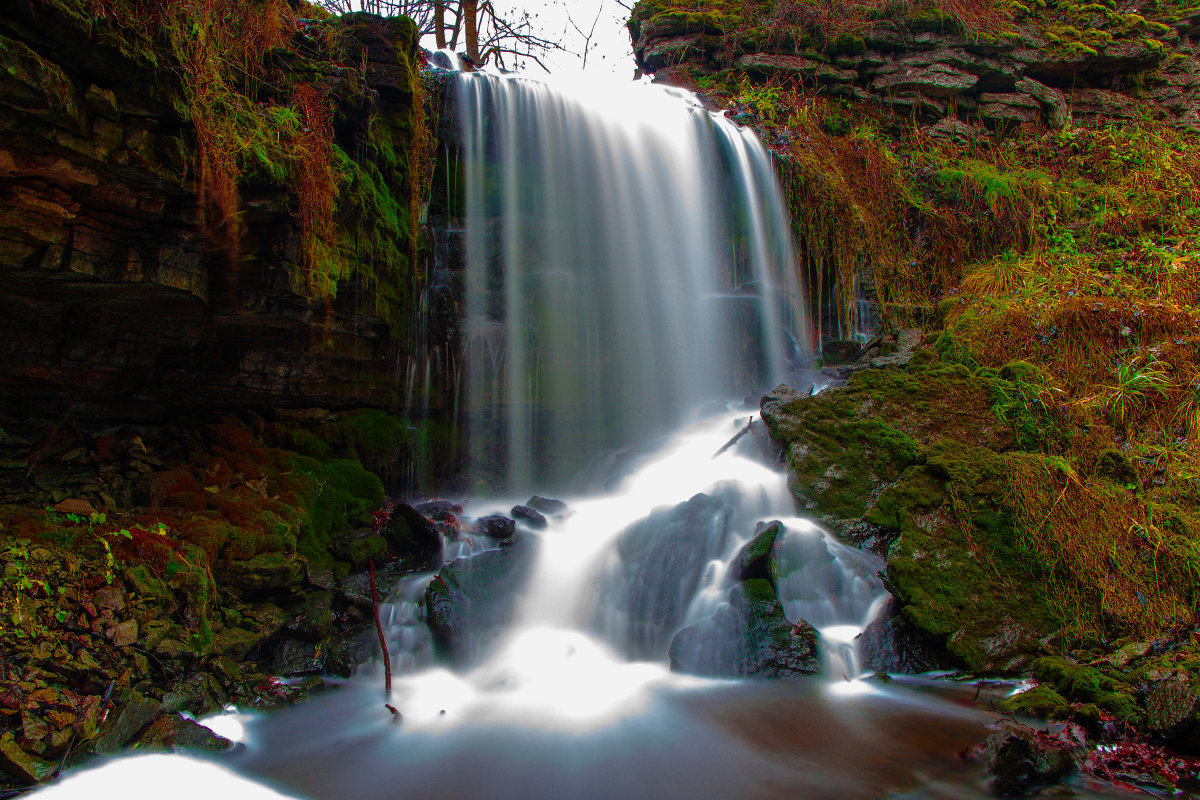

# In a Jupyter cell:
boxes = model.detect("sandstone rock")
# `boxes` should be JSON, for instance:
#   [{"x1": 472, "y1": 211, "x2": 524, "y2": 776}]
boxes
[{"x1": 52, "y1": 498, "x2": 94, "y2": 515}]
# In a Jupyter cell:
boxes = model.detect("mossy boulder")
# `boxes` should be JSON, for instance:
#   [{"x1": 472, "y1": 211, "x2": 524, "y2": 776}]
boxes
[
  {"x1": 761, "y1": 359, "x2": 1069, "y2": 673},
  {"x1": 668, "y1": 578, "x2": 821, "y2": 678}
]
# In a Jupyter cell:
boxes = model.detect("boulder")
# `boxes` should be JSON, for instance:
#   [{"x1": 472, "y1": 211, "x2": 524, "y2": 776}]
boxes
[
  {"x1": 668, "y1": 579, "x2": 821, "y2": 678},
  {"x1": 425, "y1": 535, "x2": 538, "y2": 666},
  {"x1": 510, "y1": 504, "x2": 548, "y2": 529},
  {"x1": 131, "y1": 713, "x2": 237, "y2": 754},
  {"x1": 821, "y1": 339, "x2": 864, "y2": 365},
  {"x1": 857, "y1": 595, "x2": 956, "y2": 674},
  {"x1": 476, "y1": 514, "x2": 517, "y2": 542},
  {"x1": 382, "y1": 503, "x2": 444, "y2": 571},
  {"x1": 983, "y1": 721, "x2": 1080, "y2": 797},
  {"x1": 731, "y1": 520, "x2": 782, "y2": 584},
  {"x1": 526, "y1": 496, "x2": 567, "y2": 516},
  {"x1": 592, "y1": 492, "x2": 734, "y2": 658}
]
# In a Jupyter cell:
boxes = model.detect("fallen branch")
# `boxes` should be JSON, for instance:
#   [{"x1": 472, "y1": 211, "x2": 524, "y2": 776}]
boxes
[
  {"x1": 369, "y1": 560, "x2": 400, "y2": 722},
  {"x1": 713, "y1": 417, "x2": 754, "y2": 459}
]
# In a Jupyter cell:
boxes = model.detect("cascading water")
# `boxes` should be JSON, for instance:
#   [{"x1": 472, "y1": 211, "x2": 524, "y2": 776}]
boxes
[
  {"x1": 36, "y1": 71, "x2": 1045, "y2": 800},
  {"x1": 457, "y1": 71, "x2": 808, "y2": 491}
]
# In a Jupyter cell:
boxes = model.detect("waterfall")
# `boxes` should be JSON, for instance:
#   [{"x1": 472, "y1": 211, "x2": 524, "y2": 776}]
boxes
[{"x1": 455, "y1": 72, "x2": 808, "y2": 491}]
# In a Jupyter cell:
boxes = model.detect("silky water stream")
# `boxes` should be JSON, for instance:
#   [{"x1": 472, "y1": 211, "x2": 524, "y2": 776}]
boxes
[{"x1": 30, "y1": 71, "x2": 1117, "y2": 799}]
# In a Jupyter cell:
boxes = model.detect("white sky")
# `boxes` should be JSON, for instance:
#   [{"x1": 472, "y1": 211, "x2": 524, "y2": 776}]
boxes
[{"x1": 420, "y1": 0, "x2": 638, "y2": 77}]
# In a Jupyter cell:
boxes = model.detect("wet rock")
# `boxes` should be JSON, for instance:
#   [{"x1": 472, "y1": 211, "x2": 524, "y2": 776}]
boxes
[
  {"x1": 593, "y1": 492, "x2": 734, "y2": 658},
  {"x1": 92, "y1": 694, "x2": 162, "y2": 755},
  {"x1": 510, "y1": 505, "x2": 548, "y2": 529},
  {"x1": 732, "y1": 520, "x2": 782, "y2": 584},
  {"x1": 210, "y1": 626, "x2": 266, "y2": 660},
  {"x1": 338, "y1": 560, "x2": 409, "y2": 609},
  {"x1": 161, "y1": 674, "x2": 224, "y2": 716},
  {"x1": 526, "y1": 496, "x2": 567, "y2": 516},
  {"x1": 477, "y1": 514, "x2": 517, "y2": 542},
  {"x1": 131, "y1": 713, "x2": 237, "y2": 754},
  {"x1": 324, "y1": 634, "x2": 371, "y2": 678},
  {"x1": 123, "y1": 565, "x2": 171, "y2": 602},
  {"x1": 668, "y1": 579, "x2": 821, "y2": 678},
  {"x1": 983, "y1": 721, "x2": 1080, "y2": 797},
  {"x1": 382, "y1": 503, "x2": 444, "y2": 571},
  {"x1": 858, "y1": 595, "x2": 957, "y2": 674},
  {"x1": 425, "y1": 535, "x2": 538, "y2": 667},
  {"x1": 412, "y1": 500, "x2": 462, "y2": 522}
]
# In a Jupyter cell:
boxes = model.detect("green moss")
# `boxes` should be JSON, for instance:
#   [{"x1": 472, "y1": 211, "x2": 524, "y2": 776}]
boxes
[
  {"x1": 1004, "y1": 684, "x2": 1072, "y2": 719},
  {"x1": 1032, "y1": 656, "x2": 1142, "y2": 722}
]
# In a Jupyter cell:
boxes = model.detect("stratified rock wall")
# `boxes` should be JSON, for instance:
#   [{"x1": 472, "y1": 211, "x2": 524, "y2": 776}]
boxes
[
  {"x1": 631, "y1": 3, "x2": 1200, "y2": 133},
  {"x1": 0, "y1": 3, "x2": 436, "y2": 435}
]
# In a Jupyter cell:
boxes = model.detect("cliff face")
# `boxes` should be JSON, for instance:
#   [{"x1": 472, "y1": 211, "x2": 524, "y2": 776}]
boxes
[
  {"x1": 0, "y1": 2, "x2": 440, "y2": 437},
  {"x1": 631, "y1": 1, "x2": 1200, "y2": 135}
]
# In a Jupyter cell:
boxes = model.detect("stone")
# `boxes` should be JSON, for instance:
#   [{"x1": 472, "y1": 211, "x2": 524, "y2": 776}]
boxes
[
  {"x1": 592, "y1": 492, "x2": 735, "y2": 658},
  {"x1": 382, "y1": 503, "x2": 444, "y2": 571},
  {"x1": 1145, "y1": 680, "x2": 1200, "y2": 738},
  {"x1": 131, "y1": 713, "x2": 237, "y2": 754},
  {"x1": 984, "y1": 721, "x2": 1079, "y2": 797},
  {"x1": 526, "y1": 496, "x2": 567, "y2": 516},
  {"x1": 210, "y1": 626, "x2": 266, "y2": 660},
  {"x1": 412, "y1": 500, "x2": 462, "y2": 522},
  {"x1": 476, "y1": 514, "x2": 517, "y2": 542},
  {"x1": 0, "y1": 733, "x2": 54, "y2": 784},
  {"x1": 53, "y1": 498, "x2": 94, "y2": 515},
  {"x1": 858, "y1": 596, "x2": 955, "y2": 674},
  {"x1": 332, "y1": 528, "x2": 387, "y2": 570},
  {"x1": 213, "y1": 553, "x2": 305, "y2": 592},
  {"x1": 107, "y1": 619, "x2": 138, "y2": 647},
  {"x1": 668, "y1": 579, "x2": 821, "y2": 678},
  {"x1": 821, "y1": 339, "x2": 864, "y2": 365},
  {"x1": 510, "y1": 504, "x2": 548, "y2": 529},
  {"x1": 873, "y1": 62, "x2": 978, "y2": 97},
  {"x1": 425, "y1": 535, "x2": 538, "y2": 667},
  {"x1": 272, "y1": 639, "x2": 325, "y2": 676},
  {"x1": 92, "y1": 694, "x2": 162, "y2": 755},
  {"x1": 93, "y1": 584, "x2": 126, "y2": 611},
  {"x1": 732, "y1": 520, "x2": 782, "y2": 584}
]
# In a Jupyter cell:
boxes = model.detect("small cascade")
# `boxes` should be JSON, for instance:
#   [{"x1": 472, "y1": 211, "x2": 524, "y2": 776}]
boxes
[
  {"x1": 774, "y1": 519, "x2": 889, "y2": 681},
  {"x1": 454, "y1": 72, "x2": 808, "y2": 491}
]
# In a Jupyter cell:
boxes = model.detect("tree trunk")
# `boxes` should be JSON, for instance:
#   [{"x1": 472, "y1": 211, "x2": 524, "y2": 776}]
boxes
[
  {"x1": 463, "y1": 0, "x2": 479, "y2": 65},
  {"x1": 434, "y1": 1, "x2": 447, "y2": 49}
]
